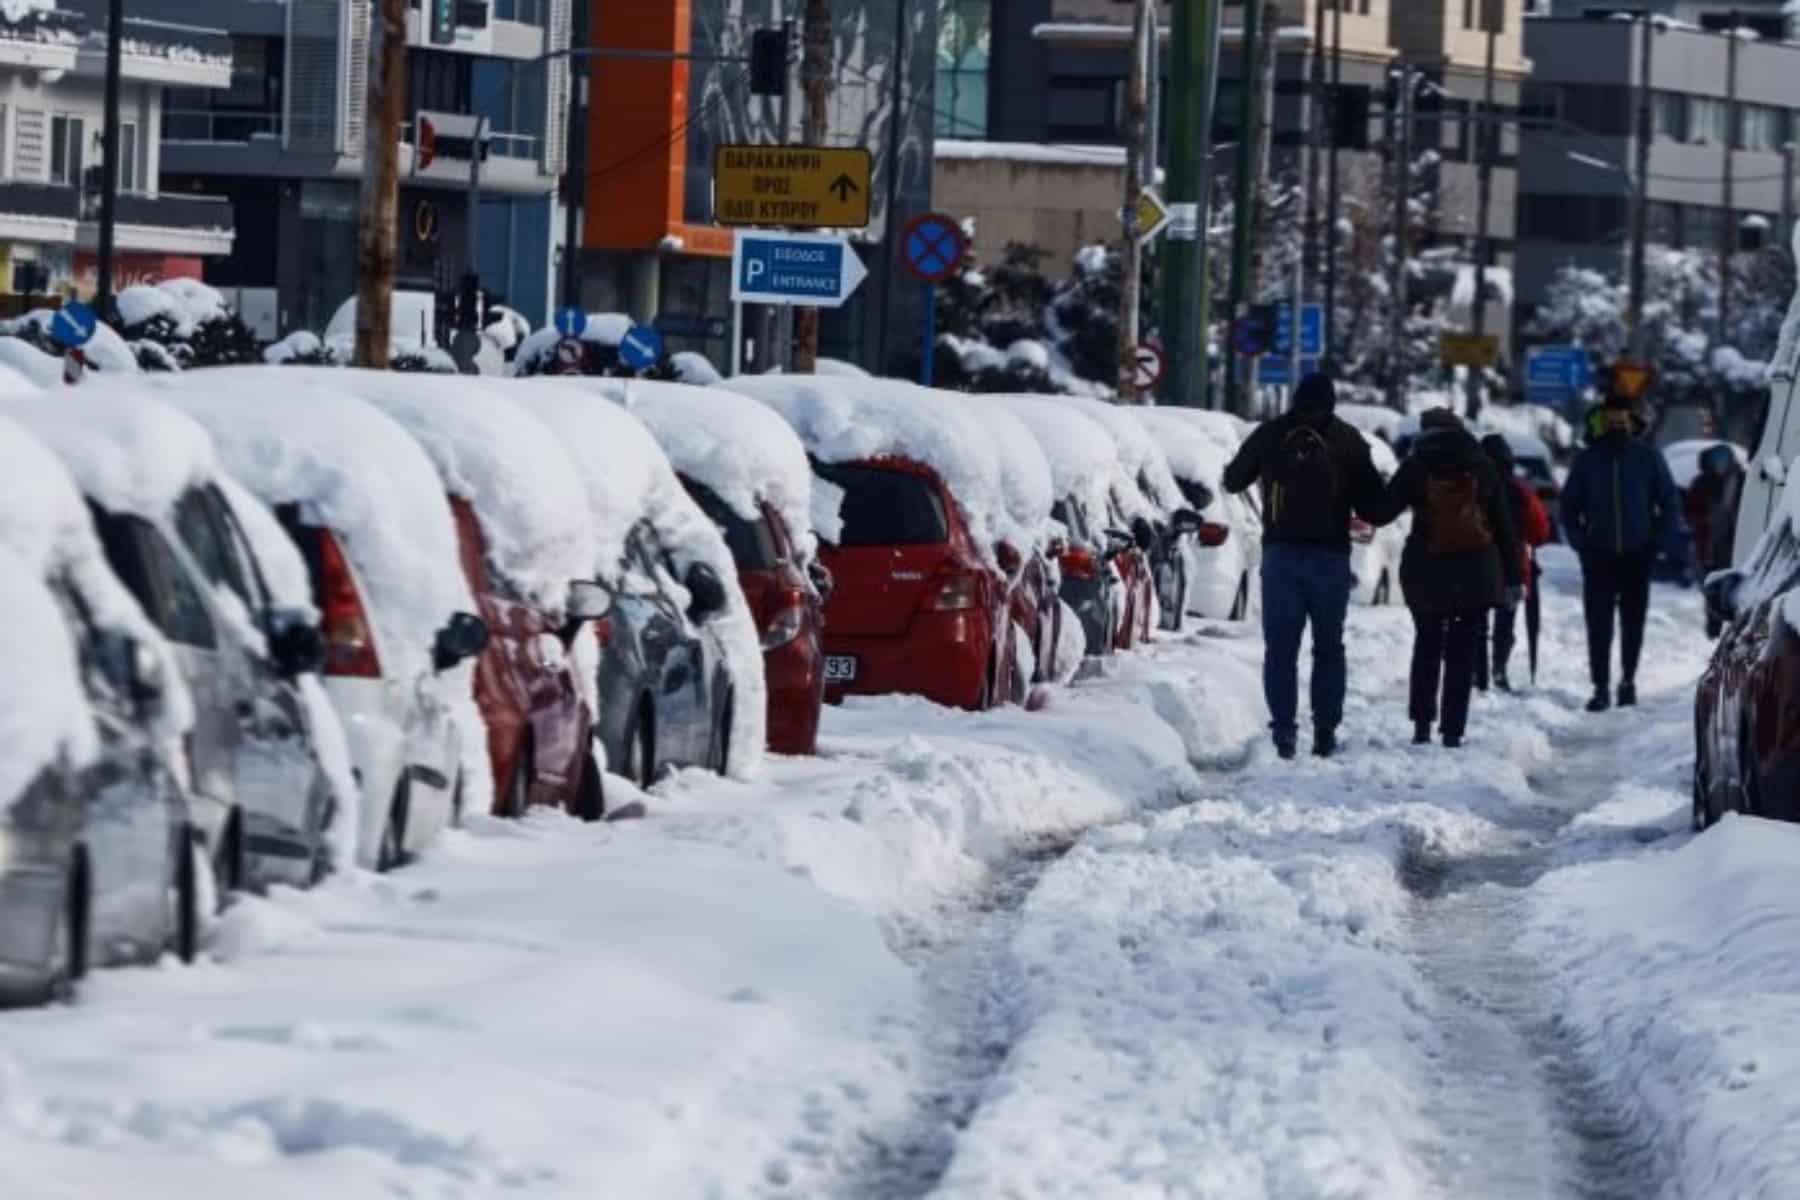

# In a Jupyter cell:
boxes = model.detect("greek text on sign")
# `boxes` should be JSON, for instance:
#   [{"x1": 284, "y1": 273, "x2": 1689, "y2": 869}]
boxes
[{"x1": 714, "y1": 146, "x2": 873, "y2": 229}]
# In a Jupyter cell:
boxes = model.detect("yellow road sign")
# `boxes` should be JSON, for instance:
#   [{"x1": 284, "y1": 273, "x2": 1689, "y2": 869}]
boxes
[
  {"x1": 1438, "y1": 333, "x2": 1501, "y2": 368},
  {"x1": 714, "y1": 145, "x2": 873, "y2": 229},
  {"x1": 1119, "y1": 188, "x2": 1171, "y2": 243}
]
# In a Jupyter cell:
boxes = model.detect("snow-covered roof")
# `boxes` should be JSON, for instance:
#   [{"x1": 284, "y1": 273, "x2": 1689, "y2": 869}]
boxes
[
  {"x1": 981, "y1": 394, "x2": 1119, "y2": 545},
  {"x1": 0, "y1": 551, "x2": 94, "y2": 806},
  {"x1": 5, "y1": 383, "x2": 217, "y2": 520},
  {"x1": 719, "y1": 374, "x2": 1013, "y2": 563},
  {"x1": 1663, "y1": 438, "x2": 1749, "y2": 490},
  {"x1": 328, "y1": 370, "x2": 597, "y2": 618},
  {"x1": 146, "y1": 369, "x2": 478, "y2": 688},
  {"x1": 511, "y1": 380, "x2": 767, "y2": 778},
  {"x1": 0, "y1": 411, "x2": 193, "y2": 742},
  {"x1": 936, "y1": 139, "x2": 1133, "y2": 168},
  {"x1": 585, "y1": 378, "x2": 816, "y2": 552}
]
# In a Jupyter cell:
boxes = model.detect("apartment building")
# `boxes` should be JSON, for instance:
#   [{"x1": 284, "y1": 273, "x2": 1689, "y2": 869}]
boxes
[
  {"x1": 123, "y1": 0, "x2": 572, "y2": 337},
  {"x1": 0, "y1": 0, "x2": 235, "y2": 307},
  {"x1": 1515, "y1": 16, "x2": 1800, "y2": 330},
  {"x1": 1541, "y1": 0, "x2": 1792, "y2": 39}
]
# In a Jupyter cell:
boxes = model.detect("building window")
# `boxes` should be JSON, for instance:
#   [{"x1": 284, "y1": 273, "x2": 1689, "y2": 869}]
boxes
[
  {"x1": 471, "y1": 58, "x2": 546, "y2": 158},
  {"x1": 118, "y1": 121, "x2": 139, "y2": 193},
  {"x1": 492, "y1": 0, "x2": 544, "y2": 23},
  {"x1": 1647, "y1": 200, "x2": 1682, "y2": 247},
  {"x1": 1651, "y1": 91, "x2": 1685, "y2": 141},
  {"x1": 1519, "y1": 193, "x2": 1630, "y2": 241},
  {"x1": 1048, "y1": 77, "x2": 1120, "y2": 142},
  {"x1": 1688, "y1": 95, "x2": 1729, "y2": 145},
  {"x1": 1687, "y1": 205, "x2": 1726, "y2": 248},
  {"x1": 49, "y1": 114, "x2": 83, "y2": 186},
  {"x1": 936, "y1": 0, "x2": 990, "y2": 138},
  {"x1": 1740, "y1": 103, "x2": 1785, "y2": 151}
]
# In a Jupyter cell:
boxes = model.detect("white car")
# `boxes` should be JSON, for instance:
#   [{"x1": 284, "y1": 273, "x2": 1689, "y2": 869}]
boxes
[
  {"x1": 1351, "y1": 429, "x2": 1408, "y2": 606},
  {"x1": 1130, "y1": 408, "x2": 1263, "y2": 621},
  {"x1": 156, "y1": 370, "x2": 491, "y2": 871}
]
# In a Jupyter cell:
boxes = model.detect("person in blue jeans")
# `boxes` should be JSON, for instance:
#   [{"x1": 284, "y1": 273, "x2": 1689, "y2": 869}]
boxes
[{"x1": 1223, "y1": 373, "x2": 1389, "y2": 759}]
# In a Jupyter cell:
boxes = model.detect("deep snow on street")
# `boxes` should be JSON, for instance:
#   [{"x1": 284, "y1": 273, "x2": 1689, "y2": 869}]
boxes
[{"x1": 3, "y1": 559, "x2": 1796, "y2": 1200}]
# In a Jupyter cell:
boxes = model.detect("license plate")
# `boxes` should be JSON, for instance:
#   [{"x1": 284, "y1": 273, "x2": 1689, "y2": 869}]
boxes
[{"x1": 824, "y1": 655, "x2": 859, "y2": 683}]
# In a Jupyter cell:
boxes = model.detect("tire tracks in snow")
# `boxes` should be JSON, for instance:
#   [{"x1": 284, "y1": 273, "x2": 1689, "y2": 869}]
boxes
[{"x1": 1399, "y1": 719, "x2": 1677, "y2": 1199}]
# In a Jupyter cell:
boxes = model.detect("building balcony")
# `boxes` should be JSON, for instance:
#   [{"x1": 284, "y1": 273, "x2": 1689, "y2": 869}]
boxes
[
  {"x1": 0, "y1": 181, "x2": 234, "y2": 257},
  {"x1": 163, "y1": 108, "x2": 284, "y2": 145}
]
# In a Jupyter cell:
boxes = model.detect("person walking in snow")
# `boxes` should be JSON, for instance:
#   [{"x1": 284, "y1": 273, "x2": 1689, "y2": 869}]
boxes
[
  {"x1": 1223, "y1": 371, "x2": 1388, "y2": 760},
  {"x1": 1561, "y1": 396, "x2": 1681, "y2": 711},
  {"x1": 1362, "y1": 410, "x2": 1520, "y2": 748},
  {"x1": 1474, "y1": 433, "x2": 1552, "y2": 692}
]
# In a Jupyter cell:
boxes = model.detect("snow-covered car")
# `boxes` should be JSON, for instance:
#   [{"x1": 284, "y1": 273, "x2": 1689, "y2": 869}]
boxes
[
  {"x1": 989, "y1": 395, "x2": 1130, "y2": 658},
  {"x1": 9, "y1": 388, "x2": 351, "y2": 891},
  {"x1": 517, "y1": 382, "x2": 765, "y2": 782},
  {"x1": 333, "y1": 371, "x2": 609, "y2": 820},
  {"x1": 1130, "y1": 408, "x2": 1259, "y2": 621},
  {"x1": 724, "y1": 375, "x2": 1024, "y2": 711},
  {"x1": 0, "y1": 418, "x2": 203, "y2": 1005},
  {"x1": 594, "y1": 378, "x2": 828, "y2": 756},
  {"x1": 151, "y1": 370, "x2": 491, "y2": 871},
  {"x1": 1351, "y1": 429, "x2": 1407, "y2": 606}
]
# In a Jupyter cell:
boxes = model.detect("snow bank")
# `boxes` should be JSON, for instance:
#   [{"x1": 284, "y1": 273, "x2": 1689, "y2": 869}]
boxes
[
  {"x1": 331, "y1": 371, "x2": 594, "y2": 617},
  {"x1": 721, "y1": 375, "x2": 1013, "y2": 563},
  {"x1": 0, "y1": 551, "x2": 94, "y2": 806},
  {"x1": 514, "y1": 380, "x2": 768, "y2": 778}
]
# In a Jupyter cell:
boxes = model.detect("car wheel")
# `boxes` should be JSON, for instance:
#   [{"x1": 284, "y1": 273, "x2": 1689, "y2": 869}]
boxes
[
  {"x1": 174, "y1": 824, "x2": 200, "y2": 965},
  {"x1": 376, "y1": 782, "x2": 409, "y2": 873},
  {"x1": 714, "y1": 690, "x2": 735, "y2": 777},
  {"x1": 1229, "y1": 575, "x2": 1249, "y2": 622},
  {"x1": 504, "y1": 746, "x2": 531, "y2": 819},
  {"x1": 573, "y1": 744, "x2": 605, "y2": 822}
]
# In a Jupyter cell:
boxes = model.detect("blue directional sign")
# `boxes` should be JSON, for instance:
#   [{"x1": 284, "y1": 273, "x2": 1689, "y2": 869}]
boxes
[
  {"x1": 554, "y1": 306, "x2": 588, "y2": 338},
  {"x1": 1257, "y1": 355, "x2": 1319, "y2": 386},
  {"x1": 731, "y1": 230, "x2": 869, "y2": 308},
  {"x1": 49, "y1": 301, "x2": 98, "y2": 350},
  {"x1": 1525, "y1": 345, "x2": 1593, "y2": 404},
  {"x1": 1271, "y1": 303, "x2": 1325, "y2": 357},
  {"x1": 618, "y1": 324, "x2": 664, "y2": 371}
]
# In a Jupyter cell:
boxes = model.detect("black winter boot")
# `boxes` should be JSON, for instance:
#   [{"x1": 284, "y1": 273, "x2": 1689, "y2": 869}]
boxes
[
  {"x1": 1313, "y1": 728, "x2": 1338, "y2": 759},
  {"x1": 1412, "y1": 721, "x2": 1432, "y2": 746},
  {"x1": 1617, "y1": 681, "x2": 1637, "y2": 708},
  {"x1": 1585, "y1": 689, "x2": 1611, "y2": 713}
]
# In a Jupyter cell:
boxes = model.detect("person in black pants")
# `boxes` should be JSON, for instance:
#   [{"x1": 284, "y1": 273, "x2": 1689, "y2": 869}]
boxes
[
  {"x1": 1559, "y1": 398, "x2": 1680, "y2": 710},
  {"x1": 1363, "y1": 410, "x2": 1520, "y2": 747}
]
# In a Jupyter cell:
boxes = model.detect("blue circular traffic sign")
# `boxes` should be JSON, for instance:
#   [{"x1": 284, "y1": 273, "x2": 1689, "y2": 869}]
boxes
[
  {"x1": 50, "y1": 301, "x2": 98, "y2": 350},
  {"x1": 554, "y1": 306, "x2": 588, "y2": 338},
  {"x1": 618, "y1": 324, "x2": 664, "y2": 371},
  {"x1": 901, "y1": 212, "x2": 968, "y2": 285}
]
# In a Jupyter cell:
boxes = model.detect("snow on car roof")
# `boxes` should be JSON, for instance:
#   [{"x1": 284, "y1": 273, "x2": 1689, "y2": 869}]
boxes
[
  {"x1": 513, "y1": 379, "x2": 767, "y2": 778},
  {"x1": 0, "y1": 550, "x2": 95, "y2": 806},
  {"x1": 6, "y1": 381, "x2": 218, "y2": 521},
  {"x1": 981, "y1": 394, "x2": 1119, "y2": 544},
  {"x1": 933, "y1": 389, "x2": 1054, "y2": 552},
  {"x1": 720, "y1": 374, "x2": 1012, "y2": 562},
  {"x1": 585, "y1": 377, "x2": 816, "y2": 551},
  {"x1": 329, "y1": 370, "x2": 595, "y2": 617},
  {"x1": 0, "y1": 341, "x2": 54, "y2": 390},
  {"x1": 0, "y1": 412, "x2": 193, "y2": 741},
  {"x1": 1050, "y1": 395, "x2": 1185, "y2": 517},
  {"x1": 1131, "y1": 409, "x2": 1232, "y2": 491},
  {"x1": 9, "y1": 309, "x2": 138, "y2": 374}
]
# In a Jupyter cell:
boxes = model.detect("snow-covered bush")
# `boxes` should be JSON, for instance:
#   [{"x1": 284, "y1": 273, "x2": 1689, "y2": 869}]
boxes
[{"x1": 116, "y1": 279, "x2": 261, "y2": 367}]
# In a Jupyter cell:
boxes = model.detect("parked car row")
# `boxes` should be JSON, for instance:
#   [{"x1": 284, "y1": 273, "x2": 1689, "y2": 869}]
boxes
[{"x1": 0, "y1": 365, "x2": 1252, "y2": 1007}]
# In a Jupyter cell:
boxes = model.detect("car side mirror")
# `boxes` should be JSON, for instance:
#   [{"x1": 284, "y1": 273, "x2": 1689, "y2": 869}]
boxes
[
  {"x1": 1197, "y1": 520, "x2": 1231, "y2": 548},
  {"x1": 806, "y1": 558, "x2": 834, "y2": 602},
  {"x1": 684, "y1": 561, "x2": 730, "y2": 622},
  {"x1": 566, "y1": 579, "x2": 614, "y2": 621},
  {"x1": 1131, "y1": 517, "x2": 1157, "y2": 552},
  {"x1": 433, "y1": 611, "x2": 490, "y2": 672},
  {"x1": 1703, "y1": 569, "x2": 1743, "y2": 623},
  {"x1": 996, "y1": 542, "x2": 1023, "y2": 575},
  {"x1": 268, "y1": 613, "x2": 327, "y2": 678}
]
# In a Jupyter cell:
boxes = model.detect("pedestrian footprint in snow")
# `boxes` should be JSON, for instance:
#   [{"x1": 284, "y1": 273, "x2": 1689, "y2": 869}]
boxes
[
  {"x1": 1222, "y1": 371, "x2": 1389, "y2": 760},
  {"x1": 1361, "y1": 409, "x2": 1521, "y2": 749},
  {"x1": 1560, "y1": 395, "x2": 1680, "y2": 711}
]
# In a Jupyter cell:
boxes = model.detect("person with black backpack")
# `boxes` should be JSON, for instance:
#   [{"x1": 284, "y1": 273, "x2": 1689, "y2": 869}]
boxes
[
  {"x1": 1223, "y1": 372, "x2": 1388, "y2": 759},
  {"x1": 1363, "y1": 409, "x2": 1521, "y2": 748}
]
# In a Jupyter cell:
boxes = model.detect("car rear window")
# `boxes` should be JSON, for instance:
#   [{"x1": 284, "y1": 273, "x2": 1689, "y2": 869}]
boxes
[
  {"x1": 814, "y1": 463, "x2": 949, "y2": 547},
  {"x1": 682, "y1": 478, "x2": 779, "y2": 570}
]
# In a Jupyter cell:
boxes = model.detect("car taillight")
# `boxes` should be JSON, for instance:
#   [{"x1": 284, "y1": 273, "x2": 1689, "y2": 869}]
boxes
[
  {"x1": 761, "y1": 591, "x2": 808, "y2": 650},
  {"x1": 1061, "y1": 547, "x2": 1099, "y2": 580},
  {"x1": 925, "y1": 570, "x2": 982, "y2": 612},
  {"x1": 318, "y1": 529, "x2": 381, "y2": 678},
  {"x1": 592, "y1": 616, "x2": 614, "y2": 648}
]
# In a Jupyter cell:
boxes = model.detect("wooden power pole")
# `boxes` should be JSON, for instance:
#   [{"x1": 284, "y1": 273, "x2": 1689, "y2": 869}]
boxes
[
  {"x1": 1117, "y1": 0, "x2": 1153, "y2": 401},
  {"x1": 793, "y1": 0, "x2": 831, "y2": 374},
  {"x1": 354, "y1": 0, "x2": 408, "y2": 368}
]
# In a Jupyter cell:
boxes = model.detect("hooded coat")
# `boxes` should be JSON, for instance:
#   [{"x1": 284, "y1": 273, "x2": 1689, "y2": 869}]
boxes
[{"x1": 1365, "y1": 423, "x2": 1522, "y2": 614}]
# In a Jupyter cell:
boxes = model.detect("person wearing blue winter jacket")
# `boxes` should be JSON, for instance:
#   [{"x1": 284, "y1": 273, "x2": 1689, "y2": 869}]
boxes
[{"x1": 1560, "y1": 396, "x2": 1680, "y2": 711}]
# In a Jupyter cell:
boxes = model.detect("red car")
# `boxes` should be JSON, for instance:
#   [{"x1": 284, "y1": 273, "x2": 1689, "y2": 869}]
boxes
[
  {"x1": 449, "y1": 497, "x2": 604, "y2": 820},
  {"x1": 680, "y1": 477, "x2": 828, "y2": 755},
  {"x1": 812, "y1": 456, "x2": 1018, "y2": 710}
]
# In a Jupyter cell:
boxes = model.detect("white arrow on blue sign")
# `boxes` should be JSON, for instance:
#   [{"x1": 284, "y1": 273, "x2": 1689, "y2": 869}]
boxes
[
  {"x1": 730, "y1": 230, "x2": 868, "y2": 308},
  {"x1": 618, "y1": 324, "x2": 664, "y2": 370},
  {"x1": 554, "y1": 306, "x2": 588, "y2": 338}
]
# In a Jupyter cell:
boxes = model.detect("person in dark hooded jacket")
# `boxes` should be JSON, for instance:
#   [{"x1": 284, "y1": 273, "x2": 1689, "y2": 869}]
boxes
[{"x1": 1363, "y1": 409, "x2": 1521, "y2": 747}]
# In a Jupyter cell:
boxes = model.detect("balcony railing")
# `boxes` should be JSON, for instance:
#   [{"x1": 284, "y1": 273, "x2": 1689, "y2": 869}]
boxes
[{"x1": 162, "y1": 109, "x2": 283, "y2": 144}]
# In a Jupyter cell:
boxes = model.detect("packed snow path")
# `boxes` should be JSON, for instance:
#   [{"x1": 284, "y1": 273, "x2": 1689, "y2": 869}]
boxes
[{"x1": 5, "y1": 552, "x2": 1794, "y2": 1199}]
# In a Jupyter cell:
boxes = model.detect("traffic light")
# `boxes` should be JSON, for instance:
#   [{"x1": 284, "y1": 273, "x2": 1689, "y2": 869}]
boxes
[
  {"x1": 1331, "y1": 85, "x2": 1371, "y2": 150},
  {"x1": 749, "y1": 27, "x2": 788, "y2": 97}
]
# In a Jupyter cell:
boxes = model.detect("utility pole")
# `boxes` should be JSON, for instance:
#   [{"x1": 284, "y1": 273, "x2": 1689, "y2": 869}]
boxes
[
  {"x1": 559, "y1": 8, "x2": 587, "y2": 308},
  {"x1": 1162, "y1": 0, "x2": 1205, "y2": 407},
  {"x1": 792, "y1": 0, "x2": 830, "y2": 374},
  {"x1": 1466, "y1": 0, "x2": 1499, "y2": 423},
  {"x1": 1304, "y1": 0, "x2": 1325, "y2": 330},
  {"x1": 876, "y1": 9, "x2": 903, "y2": 374},
  {"x1": 1223, "y1": 0, "x2": 1268, "y2": 416},
  {"x1": 1720, "y1": 11, "x2": 1741, "y2": 346},
  {"x1": 1387, "y1": 64, "x2": 1414, "y2": 412},
  {"x1": 94, "y1": 0, "x2": 123, "y2": 318},
  {"x1": 1118, "y1": 0, "x2": 1153, "y2": 401},
  {"x1": 354, "y1": 0, "x2": 408, "y2": 369},
  {"x1": 1627, "y1": 12, "x2": 1654, "y2": 358},
  {"x1": 1324, "y1": 0, "x2": 1343, "y2": 362},
  {"x1": 1192, "y1": 0, "x2": 1226, "y2": 409}
]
